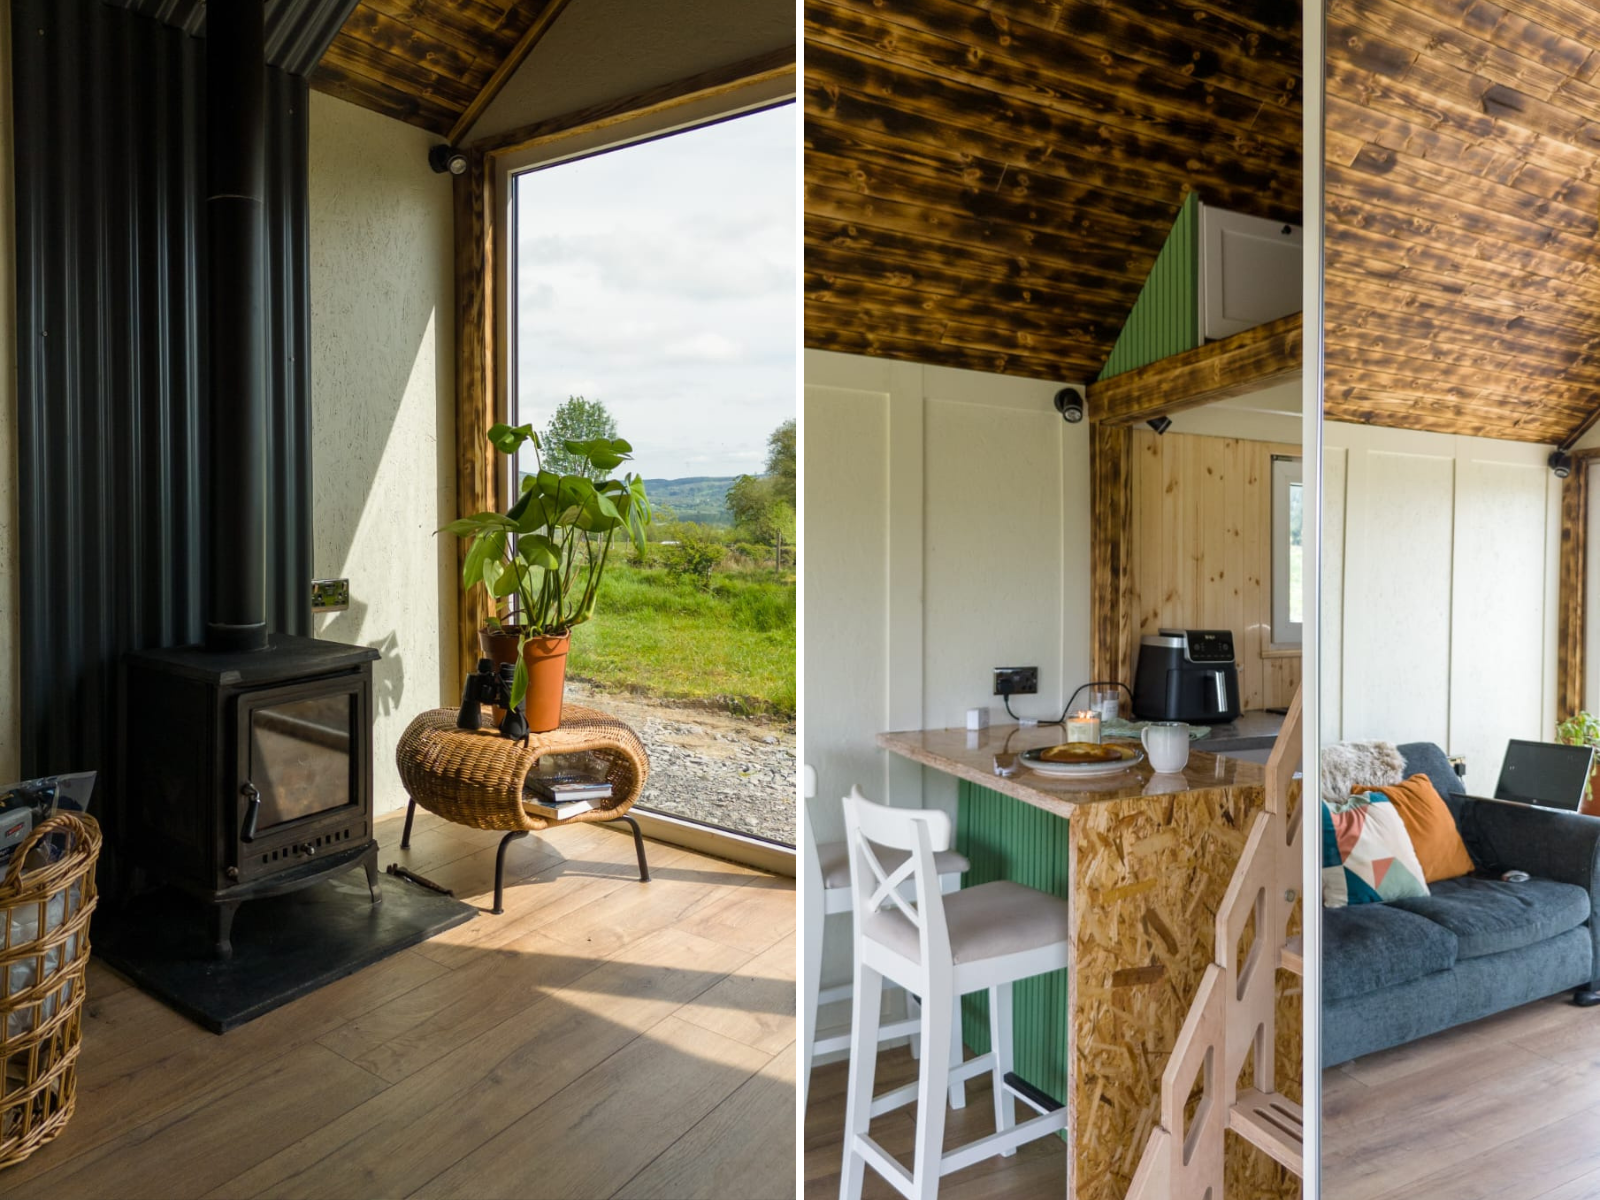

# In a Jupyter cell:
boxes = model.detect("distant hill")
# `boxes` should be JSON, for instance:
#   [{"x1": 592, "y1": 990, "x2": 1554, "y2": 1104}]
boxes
[{"x1": 642, "y1": 476, "x2": 739, "y2": 526}]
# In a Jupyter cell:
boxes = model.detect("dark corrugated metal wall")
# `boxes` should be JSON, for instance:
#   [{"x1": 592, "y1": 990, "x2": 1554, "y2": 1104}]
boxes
[{"x1": 14, "y1": 0, "x2": 313, "y2": 779}]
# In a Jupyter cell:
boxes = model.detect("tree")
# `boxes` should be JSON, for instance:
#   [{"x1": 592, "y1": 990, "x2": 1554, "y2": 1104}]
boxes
[
  {"x1": 541, "y1": 396, "x2": 618, "y2": 479},
  {"x1": 766, "y1": 418, "x2": 796, "y2": 508},
  {"x1": 725, "y1": 474, "x2": 776, "y2": 535}
]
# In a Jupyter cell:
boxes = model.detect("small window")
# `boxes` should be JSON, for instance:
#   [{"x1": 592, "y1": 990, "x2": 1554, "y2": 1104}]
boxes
[{"x1": 1271, "y1": 455, "x2": 1303, "y2": 646}]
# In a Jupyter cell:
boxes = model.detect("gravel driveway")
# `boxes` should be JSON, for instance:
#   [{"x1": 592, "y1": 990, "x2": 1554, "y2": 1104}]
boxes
[{"x1": 565, "y1": 681, "x2": 796, "y2": 845}]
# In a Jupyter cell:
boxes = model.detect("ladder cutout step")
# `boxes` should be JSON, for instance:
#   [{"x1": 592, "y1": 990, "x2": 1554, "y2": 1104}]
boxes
[
  {"x1": 1280, "y1": 935, "x2": 1303, "y2": 975},
  {"x1": 1229, "y1": 1088, "x2": 1303, "y2": 1176}
]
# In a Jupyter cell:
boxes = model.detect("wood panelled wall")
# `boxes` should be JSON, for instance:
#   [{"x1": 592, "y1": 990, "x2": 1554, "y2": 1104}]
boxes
[{"x1": 1129, "y1": 431, "x2": 1301, "y2": 712}]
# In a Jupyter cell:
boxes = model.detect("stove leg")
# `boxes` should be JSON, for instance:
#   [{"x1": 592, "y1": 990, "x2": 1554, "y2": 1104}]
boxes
[
  {"x1": 363, "y1": 845, "x2": 383, "y2": 905},
  {"x1": 399, "y1": 798, "x2": 417, "y2": 850},
  {"x1": 615, "y1": 815, "x2": 650, "y2": 882},
  {"x1": 212, "y1": 900, "x2": 240, "y2": 959},
  {"x1": 493, "y1": 831, "x2": 529, "y2": 915}
]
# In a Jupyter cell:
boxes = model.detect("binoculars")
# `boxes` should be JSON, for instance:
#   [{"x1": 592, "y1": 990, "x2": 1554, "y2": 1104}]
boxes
[{"x1": 456, "y1": 658, "x2": 530, "y2": 742}]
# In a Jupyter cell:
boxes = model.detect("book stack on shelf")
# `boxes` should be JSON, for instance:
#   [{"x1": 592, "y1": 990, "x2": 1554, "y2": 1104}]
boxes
[{"x1": 524, "y1": 754, "x2": 613, "y2": 821}]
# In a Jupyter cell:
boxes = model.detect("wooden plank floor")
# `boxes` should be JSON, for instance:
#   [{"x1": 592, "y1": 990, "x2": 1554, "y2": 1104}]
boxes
[
  {"x1": 804, "y1": 1045, "x2": 1065, "y2": 1200},
  {"x1": 3, "y1": 808, "x2": 796, "y2": 1200},
  {"x1": 1324, "y1": 995, "x2": 1600, "y2": 1200}
]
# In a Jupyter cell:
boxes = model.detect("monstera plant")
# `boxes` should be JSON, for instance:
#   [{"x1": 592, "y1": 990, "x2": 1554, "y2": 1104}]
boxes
[{"x1": 443, "y1": 422, "x2": 650, "y2": 732}]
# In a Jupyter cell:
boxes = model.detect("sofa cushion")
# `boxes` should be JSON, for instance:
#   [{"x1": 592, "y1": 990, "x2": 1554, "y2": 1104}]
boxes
[
  {"x1": 1323, "y1": 902, "x2": 1458, "y2": 1002},
  {"x1": 1389, "y1": 875, "x2": 1591, "y2": 960},
  {"x1": 1323, "y1": 792, "x2": 1431, "y2": 907},
  {"x1": 1398, "y1": 742, "x2": 1468, "y2": 823},
  {"x1": 1369, "y1": 775, "x2": 1475, "y2": 883}
]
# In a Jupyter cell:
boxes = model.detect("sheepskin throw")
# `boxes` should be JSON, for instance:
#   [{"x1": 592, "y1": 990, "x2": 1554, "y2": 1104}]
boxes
[{"x1": 1320, "y1": 740, "x2": 1406, "y2": 806}]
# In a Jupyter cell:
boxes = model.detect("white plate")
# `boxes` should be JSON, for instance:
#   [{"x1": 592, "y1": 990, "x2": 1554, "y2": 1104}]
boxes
[{"x1": 1020, "y1": 745, "x2": 1144, "y2": 778}]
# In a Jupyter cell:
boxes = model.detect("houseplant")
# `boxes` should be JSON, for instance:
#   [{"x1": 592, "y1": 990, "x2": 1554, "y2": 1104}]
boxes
[
  {"x1": 443, "y1": 422, "x2": 650, "y2": 732},
  {"x1": 1555, "y1": 710, "x2": 1600, "y2": 816}
]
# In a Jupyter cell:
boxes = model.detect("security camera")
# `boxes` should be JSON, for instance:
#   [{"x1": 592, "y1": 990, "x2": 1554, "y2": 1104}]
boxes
[
  {"x1": 428, "y1": 145, "x2": 468, "y2": 176},
  {"x1": 1053, "y1": 388, "x2": 1084, "y2": 423},
  {"x1": 1148, "y1": 416, "x2": 1173, "y2": 435},
  {"x1": 1550, "y1": 449, "x2": 1573, "y2": 479}
]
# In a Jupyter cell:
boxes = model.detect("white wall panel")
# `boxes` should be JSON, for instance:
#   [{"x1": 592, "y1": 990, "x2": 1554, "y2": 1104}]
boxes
[
  {"x1": 923, "y1": 397, "x2": 1076, "y2": 731},
  {"x1": 1451, "y1": 455, "x2": 1554, "y2": 791},
  {"x1": 1323, "y1": 423, "x2": 1560, "y2": 789},
  {"x1": 801, "y1": 381, "x2": 889, "y2": 844},
  {"x1": 1320, "y1": 445, "x2": 1348, "y2": 743},
  {"x1": 1345, "y1": 448, "x2": 1455, "y2": 747}
]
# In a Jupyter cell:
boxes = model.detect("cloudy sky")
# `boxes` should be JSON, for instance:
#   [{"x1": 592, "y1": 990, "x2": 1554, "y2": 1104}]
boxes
[{"x1": 513, "y1": 104, "x2": 796, "y2": 481}]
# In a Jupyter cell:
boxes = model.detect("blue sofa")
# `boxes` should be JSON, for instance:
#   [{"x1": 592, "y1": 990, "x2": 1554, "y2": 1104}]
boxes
[{"x1": 1322, "y1": 742, "x2": 1600, "y2": 1067}]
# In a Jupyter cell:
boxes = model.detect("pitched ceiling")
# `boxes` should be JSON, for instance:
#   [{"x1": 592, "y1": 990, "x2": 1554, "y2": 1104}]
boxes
[
  {"x1": 312, "y1": 0, "x2": 571, "y2": 140},
  {"x1": 803, "y1": 0, "x2": 1304, "y2": 383},
  {"x1": 1325, "y1": 0, "x2": 1600, "y2": 445}
]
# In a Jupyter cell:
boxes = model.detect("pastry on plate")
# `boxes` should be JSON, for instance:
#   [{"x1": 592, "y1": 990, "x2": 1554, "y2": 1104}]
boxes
[{"x1": 1036, "y1": 742, "x2": 1126, "y2": 764}]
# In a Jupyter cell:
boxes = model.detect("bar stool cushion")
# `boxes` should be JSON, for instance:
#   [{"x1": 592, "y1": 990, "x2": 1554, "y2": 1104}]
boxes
[
  {"x1": 863, "y1": 880, "x2": 1070, "y2": 965},
  {"x1": 816, "y1": 840, "x2": 970, "y2": 891}
]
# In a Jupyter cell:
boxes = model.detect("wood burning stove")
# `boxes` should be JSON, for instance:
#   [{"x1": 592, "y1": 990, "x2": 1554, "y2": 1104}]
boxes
[
  {"x1": 114, "y1": 0, "x2": 382, "y2": 957},
  {"x1": 121, "y1": 636, "x2": 381, "y2": 956}
]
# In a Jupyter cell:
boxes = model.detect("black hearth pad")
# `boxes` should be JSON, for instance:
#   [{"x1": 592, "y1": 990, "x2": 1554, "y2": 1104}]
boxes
[{"x1": 94, "y1": 869, "x2": 475, "y2": 1033}]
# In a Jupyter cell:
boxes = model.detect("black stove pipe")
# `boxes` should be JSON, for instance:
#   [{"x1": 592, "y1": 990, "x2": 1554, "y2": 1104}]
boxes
[{"x1": 205, "y1": 0, "x2": 271, "y2": 653}]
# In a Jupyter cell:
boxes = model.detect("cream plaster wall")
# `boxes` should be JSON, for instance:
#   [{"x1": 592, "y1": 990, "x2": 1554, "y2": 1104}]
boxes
[
  {"x1": 0, "y1": 3, "x2": 17, "y2": 785},
  {"x1": 307, "y1": 92, "x2": 456, "y2": 814},
  {"x1": 1321, "y1": 422, "x2": 1561, "y2": 790}
]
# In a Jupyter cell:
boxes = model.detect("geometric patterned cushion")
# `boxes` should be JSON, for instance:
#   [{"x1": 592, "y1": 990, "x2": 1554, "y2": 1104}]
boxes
[{"x1": 1322, "y1": 791, "x2": 1431, "y2": 908}]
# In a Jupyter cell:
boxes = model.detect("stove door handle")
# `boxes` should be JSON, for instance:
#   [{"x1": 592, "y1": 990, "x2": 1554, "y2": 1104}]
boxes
[{"x1": 240, "y1": 782, "x2": 262, "y2": 843}]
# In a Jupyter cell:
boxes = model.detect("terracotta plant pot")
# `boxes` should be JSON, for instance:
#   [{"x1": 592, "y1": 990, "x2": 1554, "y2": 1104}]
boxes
[{"x1": 520, "y1": 632, "x2": 571, "y2": 734}]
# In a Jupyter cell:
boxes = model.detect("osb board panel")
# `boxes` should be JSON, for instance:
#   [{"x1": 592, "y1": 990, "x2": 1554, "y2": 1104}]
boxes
[
  {"x1": 1129, "y1": 431, "x2": 1302, "y2": 711},
  {"x1": 1067, "y1": 782, "x2": 1300, "y2": 1200},
  {"x1": 1324, "y1": 0, "x2": 1600, "y2": 444}
]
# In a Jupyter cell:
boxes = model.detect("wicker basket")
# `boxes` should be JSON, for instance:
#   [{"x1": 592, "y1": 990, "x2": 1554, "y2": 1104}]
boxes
[{"x1": 0, "y1": 813, "x2": 99, "y2": 1170}]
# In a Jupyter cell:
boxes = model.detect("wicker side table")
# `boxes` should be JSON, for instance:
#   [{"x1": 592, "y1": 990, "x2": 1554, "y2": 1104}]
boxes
[{"x1": 396, "y1": 705, "x2": 651, "y2": 913}]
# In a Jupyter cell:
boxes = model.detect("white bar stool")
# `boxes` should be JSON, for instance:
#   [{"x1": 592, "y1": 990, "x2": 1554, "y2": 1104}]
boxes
[
  {"x1": 802, "y1": 766, "x2": 969, "y2": 1112},
  {"x1": 840, "y1": 786, "x2": 1070, "y2": 1200}
]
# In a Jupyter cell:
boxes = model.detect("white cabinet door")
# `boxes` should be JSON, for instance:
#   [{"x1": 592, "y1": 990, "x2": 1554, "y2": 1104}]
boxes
[{"x1": 1199, "y1": 204, "x2": 1303, "y2": 339}]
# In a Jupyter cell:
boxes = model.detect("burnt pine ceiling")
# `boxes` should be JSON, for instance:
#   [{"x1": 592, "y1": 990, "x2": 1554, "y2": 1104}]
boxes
[
  {"x1": 1326, "y1": 0, "x2": 1600, "y2": 445},
  {"x1": 115, "y1": 0, "x2": 569, "y2": 138},
  {"x1": 311, "y1": 0, "x2": 569, "y2": 137},
  {"x1": 803, "y1": 0, "x2": 1304, "y2": 382}
]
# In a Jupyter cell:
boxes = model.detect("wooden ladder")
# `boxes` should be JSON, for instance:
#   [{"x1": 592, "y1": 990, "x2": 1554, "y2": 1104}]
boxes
[{"x1": 1126, "y1": 689, "x2": 1305, "y2": 1199}]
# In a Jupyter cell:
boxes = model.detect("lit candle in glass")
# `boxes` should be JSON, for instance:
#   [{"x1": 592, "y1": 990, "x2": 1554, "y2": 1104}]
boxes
[{"x1": 1066, "y1": 710, "x2": 1102, "y2": 744}]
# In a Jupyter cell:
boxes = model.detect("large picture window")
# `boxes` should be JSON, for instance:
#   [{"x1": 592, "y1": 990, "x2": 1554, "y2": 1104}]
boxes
[{"x1": 505, "y1": 103, "x2": 797, "y2": 854}]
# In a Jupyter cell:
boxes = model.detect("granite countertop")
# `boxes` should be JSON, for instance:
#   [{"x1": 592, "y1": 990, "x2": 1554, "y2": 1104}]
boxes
[
  {"x1": 877, "y1": 722, "x2": 1267, "y2": 819},
  {"x1": 1199, "y1": 710, "x2": 1286, "y2": 751}
]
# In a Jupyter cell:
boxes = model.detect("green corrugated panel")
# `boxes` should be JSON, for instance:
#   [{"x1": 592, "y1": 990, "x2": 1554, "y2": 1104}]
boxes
[
  {"x1": 1097, "y1": 192, "x2": 1200, "y2": 380},
  {"x1": 955, "y1": 780, "x2": 1072, "y2": 1121}
]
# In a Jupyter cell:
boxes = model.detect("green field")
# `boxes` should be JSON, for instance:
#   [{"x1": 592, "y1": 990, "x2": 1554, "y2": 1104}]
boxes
[{"x1": 567, "y1": 563, "x2": 796, "y2": 717}]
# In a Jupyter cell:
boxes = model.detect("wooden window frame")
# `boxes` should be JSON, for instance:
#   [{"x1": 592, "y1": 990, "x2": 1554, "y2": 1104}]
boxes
[{"x1": 450, "y1": 50, "x2": 797, "y2": 871}]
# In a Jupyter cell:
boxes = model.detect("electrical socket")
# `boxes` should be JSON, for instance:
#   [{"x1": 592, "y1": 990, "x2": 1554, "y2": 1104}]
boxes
[{"x1": 993, "y1": 666, "x2": 1038, "y2": 696}]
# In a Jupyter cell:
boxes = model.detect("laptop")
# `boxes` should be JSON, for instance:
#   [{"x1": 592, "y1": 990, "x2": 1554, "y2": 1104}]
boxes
[{"x1": 1493, "y1": 739, "x2": 1595, "y2": 810}]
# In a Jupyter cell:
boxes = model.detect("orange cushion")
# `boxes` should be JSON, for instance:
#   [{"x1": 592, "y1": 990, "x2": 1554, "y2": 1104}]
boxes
[{"x1": 1360, "y1": 774, "x2": 1474, "y2": 883}]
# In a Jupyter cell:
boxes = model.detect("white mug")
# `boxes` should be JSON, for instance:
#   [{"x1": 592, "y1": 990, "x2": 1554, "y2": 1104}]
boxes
[{"x1": 1141, "y1": 722, "x2": 1191, "y2": 773}]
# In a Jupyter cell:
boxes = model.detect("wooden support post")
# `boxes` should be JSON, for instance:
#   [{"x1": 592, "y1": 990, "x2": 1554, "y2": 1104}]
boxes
[
  {"x1": 1090, "y1": 424, "x2": 1133, "y2": 687},
  {"x1": 1558, "y1": 459, "x2": 1589, "y2": 723},
  {"x1": 454, "y1": 149, "x2": 497, "y2": 681}
]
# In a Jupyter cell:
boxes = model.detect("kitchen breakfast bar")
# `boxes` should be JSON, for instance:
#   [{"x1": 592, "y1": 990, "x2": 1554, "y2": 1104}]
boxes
[{"x1": 876, "y1": 723, "x2": 1301, "y2": 1200}]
